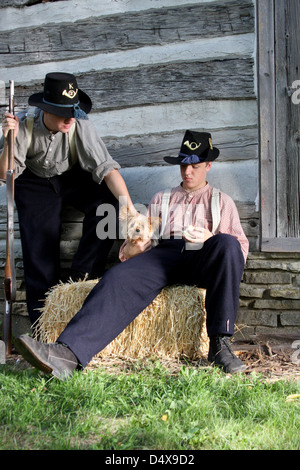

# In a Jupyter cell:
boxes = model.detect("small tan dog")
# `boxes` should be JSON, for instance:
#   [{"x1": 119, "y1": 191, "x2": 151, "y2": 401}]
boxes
[{"x1": 119, "y1": 206, "x2": 161, "y2": 244}]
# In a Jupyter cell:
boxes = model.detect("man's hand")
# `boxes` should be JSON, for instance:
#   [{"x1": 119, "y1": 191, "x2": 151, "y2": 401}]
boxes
[
  {"x1": 0, "y1": 113, "x2": 19, "y2": 178},
  {"x1": 1, "y1": 113, "x2": 19, "y2": 139},
  {"x1": 123, "y1": 238, "x2": 152, "y2": 260},
  {"x1": 183, "y1": 225, "x2": 213, "y2": 244}
]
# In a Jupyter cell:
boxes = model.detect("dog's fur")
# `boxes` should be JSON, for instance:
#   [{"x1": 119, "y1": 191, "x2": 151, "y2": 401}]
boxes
[{"x1": 119, "y1": 206, "x2": 161, "y2": 244}]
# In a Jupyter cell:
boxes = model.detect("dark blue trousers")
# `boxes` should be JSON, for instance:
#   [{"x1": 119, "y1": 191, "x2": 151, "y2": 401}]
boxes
[
  {"x1": 15, "y1": 165, "x2": 117, "y2": 324},
  {"x1": 58, "y1": 234, "x2": 245, "y2": 367}
]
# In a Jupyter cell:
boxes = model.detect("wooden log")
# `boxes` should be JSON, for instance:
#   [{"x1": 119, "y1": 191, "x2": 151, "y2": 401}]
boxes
[
  {"x1": 105, "y1": 128, "x2": 258, "y2": 168},
  {"x1": 0, "y1": 1, "x2": 254, "y2": 66},
  {"x1": 11, "y1": 58, "x2": 254, "y2": 111}
]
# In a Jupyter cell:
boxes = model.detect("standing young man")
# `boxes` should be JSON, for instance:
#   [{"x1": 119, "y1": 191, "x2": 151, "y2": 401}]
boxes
[
  {"x1": 0, "y1": 72, "x2": 134, "y2": 324},
  {"x1": 15, "y1": 130, "x2": 249, "y2": 377}
]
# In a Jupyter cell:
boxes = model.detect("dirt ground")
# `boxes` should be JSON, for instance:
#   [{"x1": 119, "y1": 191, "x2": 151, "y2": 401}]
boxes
[
  {"x1": 4, "y1": 338, "x2": 300, "y2": 383},
  {"x1": 232, "y1": 340, "x2": 300, "y2": 382},
  {"x1": 87, "y1": 335, "x2": 300, "y2": 382}
]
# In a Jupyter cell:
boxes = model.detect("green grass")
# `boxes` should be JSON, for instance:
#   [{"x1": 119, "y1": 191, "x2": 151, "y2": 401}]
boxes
[{"x1": 0, "y1": 360, "x2": 299, "y2": 450}]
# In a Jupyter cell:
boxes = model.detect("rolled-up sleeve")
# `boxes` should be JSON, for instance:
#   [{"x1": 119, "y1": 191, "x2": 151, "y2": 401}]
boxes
[{"x1": 75, "y1": 120, "x2": 120, "y2": 184}]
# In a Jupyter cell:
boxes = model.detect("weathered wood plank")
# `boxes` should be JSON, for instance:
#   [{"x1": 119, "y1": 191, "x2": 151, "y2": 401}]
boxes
[
  {"x1": 83, "y1": 59, "x2": 255, "y2": 111},
  {"x1": 0, "y1": 99, "x2": 259, "y2": 144},
  {"x1": 257, "y1": 0, "x2": 276, "y2": 243},
  {"x1": 9, "y1": 58, "x2": 254, "y2": 112},
  {"x1": 275, "y1": 0, "x2": 300, "y2": 238},
  {"x1": 0, "y1": 33, "x2": 255, "y2": 86},
  {"x1": 0, "y1": 0, "x2": 32, "y2": 7},
  {"x1": 90, "y1": 99, "x2": 258, "y2": 139},
  {"x1": 261, "y1": 238, "x2": 300, "y2": 253},
  {"x1": 0, "y1": 0, "x2": 231, "y2": 30},
  {"x1": 0, "y1": 1, "x2": 254, "y2": 66},
  {"x1": 259, "y1": 0, "x2": 300, "y2": 250},
  {"x1": 105, "y1": 128, "x2": 258, "y2": 167}
]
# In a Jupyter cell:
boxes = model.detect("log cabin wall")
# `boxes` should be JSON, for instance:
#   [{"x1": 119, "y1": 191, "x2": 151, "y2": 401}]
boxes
[
  {"x1": 0, "y1": 0, "x2": 258, "y2": 247},
  {"x1": 0, "y1": 0, "x2": 298, "y2": 342}
]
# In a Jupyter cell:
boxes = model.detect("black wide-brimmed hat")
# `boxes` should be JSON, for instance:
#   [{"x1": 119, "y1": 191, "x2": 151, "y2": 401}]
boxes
[
  {"x1": 164, "y1": 130, "x2": 219, "y2": 165},
  {"x1": 28, "y1": 72, "x2": 92, "y2": 119}
]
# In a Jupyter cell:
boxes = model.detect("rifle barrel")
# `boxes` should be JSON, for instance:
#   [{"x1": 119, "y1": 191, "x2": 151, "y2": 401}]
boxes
[
  {"x1": 9, "y1": 80, "x2": 14, "y2": 112},
  {"x1": 8, "y1": 80, "x2": 15, "y2": 170}
]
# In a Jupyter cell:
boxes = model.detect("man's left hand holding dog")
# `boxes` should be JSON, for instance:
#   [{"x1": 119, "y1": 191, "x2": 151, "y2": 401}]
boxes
[{"x1": 122, "y1": 238, "x2": 152, "y2": 260}]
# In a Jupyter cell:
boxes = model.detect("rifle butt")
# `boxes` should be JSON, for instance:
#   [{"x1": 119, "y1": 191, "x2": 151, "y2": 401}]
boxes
[{"x1": 3, "y1": 279, "x2": 12, "y2": 355}]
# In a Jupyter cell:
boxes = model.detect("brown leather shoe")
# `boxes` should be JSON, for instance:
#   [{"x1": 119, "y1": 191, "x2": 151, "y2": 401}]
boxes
[{"x1": 15, "y1": 335, "x2": 78, "y2": 380}]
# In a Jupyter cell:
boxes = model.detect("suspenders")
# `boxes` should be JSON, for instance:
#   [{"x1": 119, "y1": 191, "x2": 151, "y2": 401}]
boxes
[
  {"x1": 211, "y1": 187, "x2": 221, "y2": 235},
  {"x1": 160, "y1": 189, "x2": 172, "y2": 238}
]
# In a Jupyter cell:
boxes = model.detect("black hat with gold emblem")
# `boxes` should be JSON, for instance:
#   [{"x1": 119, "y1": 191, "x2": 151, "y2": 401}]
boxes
[
  {"x1": 164, "y1": 130, "x2": 219, "y2": 165},
  {"x1": 28, "y1": 72, "x2": 92, "y2": 119}
]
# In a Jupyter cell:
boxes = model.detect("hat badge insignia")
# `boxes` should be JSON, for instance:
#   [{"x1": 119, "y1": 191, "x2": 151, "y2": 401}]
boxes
[
  {"x1": 62, "y1": 83, "x2": 78, "y2": 100},
  {"x1": 184, "y1": 140, "x2": 201, "y2": 151}
]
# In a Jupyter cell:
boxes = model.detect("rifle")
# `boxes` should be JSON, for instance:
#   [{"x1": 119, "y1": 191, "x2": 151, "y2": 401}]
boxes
[{"x1": 3, "y1": 80, "x2": 17, "y2": 356}]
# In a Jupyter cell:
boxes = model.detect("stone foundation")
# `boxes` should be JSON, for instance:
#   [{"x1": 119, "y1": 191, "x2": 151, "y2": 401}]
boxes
[{"x1": 237, "y1": 252, "x2": 300, "y2": 341}]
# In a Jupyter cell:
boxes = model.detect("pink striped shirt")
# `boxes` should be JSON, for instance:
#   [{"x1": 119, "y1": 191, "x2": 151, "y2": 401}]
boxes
[{"x1": 120, "y1": 183, "x2": 249, "y2": 262}]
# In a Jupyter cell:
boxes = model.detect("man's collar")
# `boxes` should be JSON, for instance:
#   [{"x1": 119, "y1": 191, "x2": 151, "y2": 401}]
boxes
[{"x1": 179, "y1": 181, "x2": 210, "y2": 195}]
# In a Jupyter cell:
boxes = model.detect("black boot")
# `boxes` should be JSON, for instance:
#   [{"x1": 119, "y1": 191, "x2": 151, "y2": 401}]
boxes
[
  {"x1": 208, "y1": 335, "x2": 246, "y2": 373},
  {"x1": 15, "y1": 335, "x2": 79, "y2": 380}
]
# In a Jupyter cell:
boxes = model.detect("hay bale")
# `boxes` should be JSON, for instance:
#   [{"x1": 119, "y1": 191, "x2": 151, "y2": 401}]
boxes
[{"x1": 34, "y1": 279, "x2": 208, "y2": 360}]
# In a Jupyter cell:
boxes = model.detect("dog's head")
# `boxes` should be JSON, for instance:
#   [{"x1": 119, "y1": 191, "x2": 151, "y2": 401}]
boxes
[{"x1": 119, "y1": 206, "x2": 161, "y2": 243}]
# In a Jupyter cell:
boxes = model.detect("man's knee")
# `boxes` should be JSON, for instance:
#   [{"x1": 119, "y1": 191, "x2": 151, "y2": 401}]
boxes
[
  {"x1": 214, "y1": 233, "x2": 240, "y2": 249},
  {"x1": 209, "y1": 234, "x2": 244, "y2": 263}
]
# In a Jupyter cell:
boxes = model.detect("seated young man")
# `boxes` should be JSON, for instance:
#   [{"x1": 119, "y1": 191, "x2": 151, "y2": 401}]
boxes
[{"x1": 15, "y1": 130, "x2": 249, "y2": 379}]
